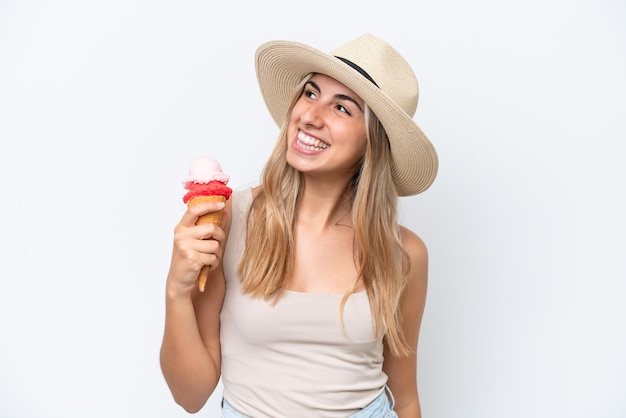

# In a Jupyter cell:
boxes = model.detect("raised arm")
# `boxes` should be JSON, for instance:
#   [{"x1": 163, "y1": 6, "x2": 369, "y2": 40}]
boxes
[{"x1": 159, "y1": 199, "x2": 231, "y2": 412}]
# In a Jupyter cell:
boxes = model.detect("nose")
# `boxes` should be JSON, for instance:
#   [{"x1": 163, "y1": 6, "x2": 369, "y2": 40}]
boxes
[{"x1": 300, "y1": 102, "x2": 324, "y2": 128}]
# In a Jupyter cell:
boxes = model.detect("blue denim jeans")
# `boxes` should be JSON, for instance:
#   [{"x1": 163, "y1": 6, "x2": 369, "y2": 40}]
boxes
[{"x1": 221, "y1": 386, "x2": 398, "y2": 417}]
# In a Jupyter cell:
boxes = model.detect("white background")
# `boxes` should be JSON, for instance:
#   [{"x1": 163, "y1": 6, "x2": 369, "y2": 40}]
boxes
[{"x1": 1, "y1": 1, "x2": 625, "y2": 417}]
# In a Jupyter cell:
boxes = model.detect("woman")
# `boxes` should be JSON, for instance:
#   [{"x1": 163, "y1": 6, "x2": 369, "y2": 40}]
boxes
[{"x1": 160, "y1": 33, "x2": 438, "y2": 417}]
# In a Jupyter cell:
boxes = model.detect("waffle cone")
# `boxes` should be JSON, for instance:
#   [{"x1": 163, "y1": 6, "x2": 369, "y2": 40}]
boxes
[
  {"x1": 187, "y1": 195, "x2": 226, "y2": 225},
  {"x1": 186, "y1": 194, "x2": 227, "y2": 292}
]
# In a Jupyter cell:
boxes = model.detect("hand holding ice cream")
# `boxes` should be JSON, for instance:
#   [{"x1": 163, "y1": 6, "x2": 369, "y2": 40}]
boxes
[{"x1": 183, "y1": 156, "x2": 232, "y2": 292}]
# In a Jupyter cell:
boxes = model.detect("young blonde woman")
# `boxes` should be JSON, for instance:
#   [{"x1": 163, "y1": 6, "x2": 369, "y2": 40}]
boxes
[{"x1": 160, "y1": 33, "x2": 438, "y2": 418}]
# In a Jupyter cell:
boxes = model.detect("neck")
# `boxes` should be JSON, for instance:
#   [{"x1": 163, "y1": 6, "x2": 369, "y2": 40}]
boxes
[{"x1": 296, "y1": 178, "x2": 353, "y2": 229}]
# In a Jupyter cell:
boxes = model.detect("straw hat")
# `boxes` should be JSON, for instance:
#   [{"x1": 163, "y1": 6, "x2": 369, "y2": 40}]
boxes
[{"x1": 255, "y1": 33, "x2": 438, "y2": 196}]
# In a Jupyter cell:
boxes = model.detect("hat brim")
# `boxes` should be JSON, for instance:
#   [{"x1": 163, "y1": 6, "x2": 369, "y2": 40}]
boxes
[{"x1": 255, "y1": 40, "x2": 438, "y2": 196}]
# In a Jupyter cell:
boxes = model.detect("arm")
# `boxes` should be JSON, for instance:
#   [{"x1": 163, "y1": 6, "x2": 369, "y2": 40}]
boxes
[
  {"x1": 159, "y1": 199, "x2": 231, "y2": 413},
  {"x1": 382, "y1": 226, "x2": 429, "y2": 418}
]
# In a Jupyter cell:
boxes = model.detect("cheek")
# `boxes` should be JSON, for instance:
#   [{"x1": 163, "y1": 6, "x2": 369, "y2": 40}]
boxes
[
  {"x1": 352, "y1": 132, "x2": 368, "y2": 156},
  {"x1": 286, "y1": 110, "x2": 300, "y2": 137},
  {"x1": 290, "y1": 99, "x2": 306, "y2": 121},
  {"x1": 343, "y1": 136, "x2": 367, "y2": 167}
]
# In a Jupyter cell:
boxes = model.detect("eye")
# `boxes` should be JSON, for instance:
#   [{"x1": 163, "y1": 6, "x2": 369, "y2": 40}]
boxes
[
  {"x1": 336, "y1": 103, "x2": 351, "y2": 115},
  {"x1": 303, "y1": 89, "x2": 317, "y2": 99}
]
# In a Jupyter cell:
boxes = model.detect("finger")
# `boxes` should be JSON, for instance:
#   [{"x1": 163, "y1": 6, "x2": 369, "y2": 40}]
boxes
[
  {"x1": 198, "y1": 253, "x2": 221, "y2": 272},
  {"x1": 195, "y1": 237, "x2": 223, "y2": 257},
  {"x1": 196, "y1": 223, "x2": 226, "y2": 243},
  {"x1": 181, "y1": 201, "x2": 226, "y2": 226}
]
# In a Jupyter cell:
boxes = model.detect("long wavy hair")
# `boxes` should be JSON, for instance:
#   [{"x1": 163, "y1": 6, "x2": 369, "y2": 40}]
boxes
[{"x1": 237, "y1": 76, "x2": 412, "y2": 356}]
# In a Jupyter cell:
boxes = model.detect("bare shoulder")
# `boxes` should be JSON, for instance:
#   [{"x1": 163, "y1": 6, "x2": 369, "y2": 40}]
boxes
[
  {"x1": 397, "y1": 225, "x2": 429, "y2": 299},
  {"x1": 399, "y1": 225, "x2": 428, "y2": 266}
]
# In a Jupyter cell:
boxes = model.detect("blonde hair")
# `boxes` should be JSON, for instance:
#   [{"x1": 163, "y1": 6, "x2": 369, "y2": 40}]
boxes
[{"x1": 238, "y1": 76, "x2": 412, "y2": 356}]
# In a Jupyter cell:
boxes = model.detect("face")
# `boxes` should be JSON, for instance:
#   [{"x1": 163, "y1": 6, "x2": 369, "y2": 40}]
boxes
[{"x1": 285, "y1": 74, "x2": 367, "y2": 183}]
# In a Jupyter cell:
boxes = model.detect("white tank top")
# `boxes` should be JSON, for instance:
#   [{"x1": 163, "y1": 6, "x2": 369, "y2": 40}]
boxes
[{"x1": 220, "y1": 187, "x2": 387, "y2": 418}]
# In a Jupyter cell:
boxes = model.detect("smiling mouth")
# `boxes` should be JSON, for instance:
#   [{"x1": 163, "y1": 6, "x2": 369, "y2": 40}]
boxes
[{"x1": 297, "y1": 131, "x2": 329, "y2": 151}]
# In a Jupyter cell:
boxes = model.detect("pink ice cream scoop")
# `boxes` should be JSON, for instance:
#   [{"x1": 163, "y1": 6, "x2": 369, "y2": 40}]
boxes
[{"x1": 183, "y1": 156, "x2": 230, "y2": 189}]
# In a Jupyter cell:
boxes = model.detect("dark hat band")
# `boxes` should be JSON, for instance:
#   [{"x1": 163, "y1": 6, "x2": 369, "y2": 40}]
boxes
[{"x1": 334, "y1": 56, "x2": 379, "y2": 88}]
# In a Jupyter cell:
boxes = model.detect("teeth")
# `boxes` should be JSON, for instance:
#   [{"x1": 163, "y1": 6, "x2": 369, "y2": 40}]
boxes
[{"x1": 297, "y1": 131, "x2": 328, "y2": 151}]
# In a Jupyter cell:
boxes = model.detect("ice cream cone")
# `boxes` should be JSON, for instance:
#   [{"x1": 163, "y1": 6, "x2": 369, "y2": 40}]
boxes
[
  {"x1": 187, "y1": 195, "x2": 226, "y2": 224},
  {"x1": 187, "y1": 195, "x2": 226, "y2": 292},
  {"x1": 182, "y1": 156, "x2": 232, "y2": 292}
]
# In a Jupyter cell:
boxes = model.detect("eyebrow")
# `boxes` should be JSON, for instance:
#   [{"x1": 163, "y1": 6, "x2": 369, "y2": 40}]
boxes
[{"x1": 306, "y1": 81, "x2": 364, "y2": 113}]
